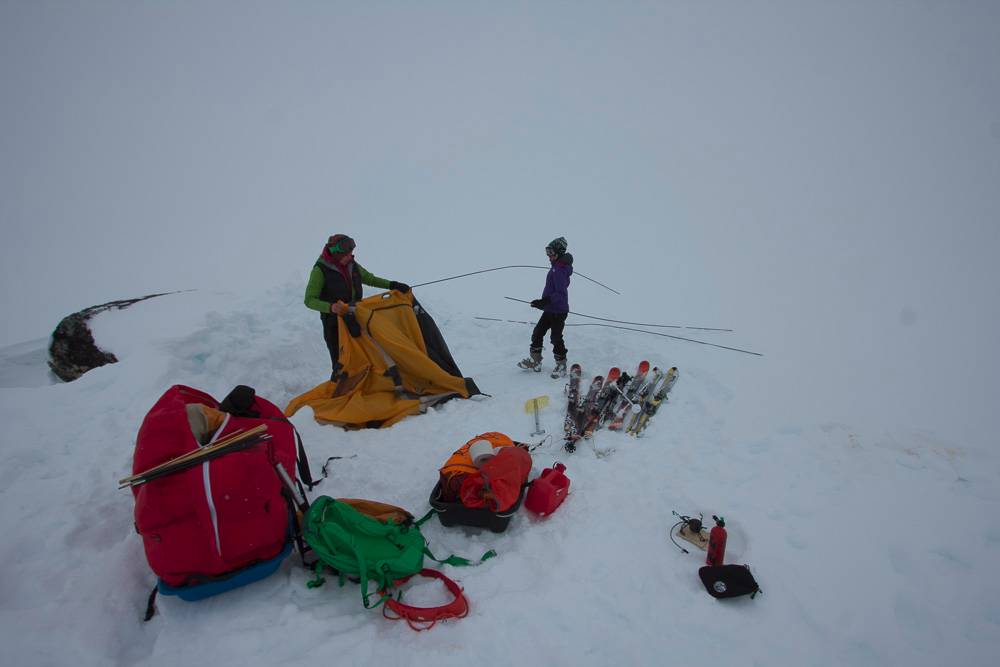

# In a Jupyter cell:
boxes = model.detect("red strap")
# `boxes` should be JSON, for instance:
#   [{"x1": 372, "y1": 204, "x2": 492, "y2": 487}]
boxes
[{"x1": 381, "y1": 569, "x2": 469, "y2": 631}]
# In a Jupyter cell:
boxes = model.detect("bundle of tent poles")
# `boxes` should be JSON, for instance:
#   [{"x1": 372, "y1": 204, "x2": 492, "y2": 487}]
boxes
[
  {"x1": 118, "y1": 425, "x2": 272, "y2": 489},
  {"x1": 408, "y1": 265, "x2": 762, "y2": 357}
]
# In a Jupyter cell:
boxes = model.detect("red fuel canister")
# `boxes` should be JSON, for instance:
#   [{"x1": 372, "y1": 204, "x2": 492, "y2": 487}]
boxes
[
  {"x1": 525, "y1": 462, "x2": 570, "y2": 516},
  {"x1": 706, "y1": 515, "x2": 727, "y2": 566}
]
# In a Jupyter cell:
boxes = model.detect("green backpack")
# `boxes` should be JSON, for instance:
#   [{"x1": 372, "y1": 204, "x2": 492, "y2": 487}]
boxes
[{"x1": 303, "y1": 496, "x2": 492, "y2": 608}]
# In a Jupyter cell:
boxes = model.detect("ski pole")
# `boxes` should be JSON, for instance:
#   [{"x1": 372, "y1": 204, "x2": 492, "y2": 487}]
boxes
[
  {"x1": 412, "y1": 265, "x2": 621, "y2": 295},
  {"x1": 275, "y1": 462, "x2": 309, "y2": 513},
  {"x1": 504, "y1": 296, "x2": 732, "y2": 332}
]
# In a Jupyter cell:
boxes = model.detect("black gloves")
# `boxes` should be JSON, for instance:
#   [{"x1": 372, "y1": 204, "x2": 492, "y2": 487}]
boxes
[
  {"x1": 389, "y1": 281, "x2": 410, "y2": 294},
  {"x1": 343, "y1": 312, "x2": 362, "y2": 338},
  {"x1": 530, "y1": 298, "x2": 549, "y2": 310}
]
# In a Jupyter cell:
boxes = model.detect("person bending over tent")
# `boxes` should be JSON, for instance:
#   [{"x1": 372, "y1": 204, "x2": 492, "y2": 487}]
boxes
[
  {"x1": 304, "y1": 234, "x2": 410, "y2": 381},
  {"x1": 288, "y1": 274, "x2": 481, "y2": 430}
]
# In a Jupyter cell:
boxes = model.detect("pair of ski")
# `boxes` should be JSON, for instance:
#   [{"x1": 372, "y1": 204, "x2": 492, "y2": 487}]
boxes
[
  {"x1": 562, "y1": 361, "x2": 679, "y2": 452},
  {"x1": 562, "y1": 363, "x2": 616, "y2": 453},
  {"x1": 622, "y1": 366, "x2": 679, "y2": 436},
  {"x1": 561, "y1": 361, "x2": 632, "y2": 453}
]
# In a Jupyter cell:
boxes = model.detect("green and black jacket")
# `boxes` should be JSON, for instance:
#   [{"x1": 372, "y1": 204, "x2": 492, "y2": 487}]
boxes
[{"x1": 304, "y1": 259, "x2": 391, "y2": 316}]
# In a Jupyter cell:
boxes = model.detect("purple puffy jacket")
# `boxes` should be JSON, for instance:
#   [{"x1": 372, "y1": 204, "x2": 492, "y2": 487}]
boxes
[{"x1": 541, "y1": 253, "x2": 573, "y2": 313}]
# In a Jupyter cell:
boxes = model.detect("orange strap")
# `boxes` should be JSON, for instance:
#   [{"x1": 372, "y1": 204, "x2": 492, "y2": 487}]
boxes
[{"x1": 381, "y1": 569, "x2": 469, "y2": 631}]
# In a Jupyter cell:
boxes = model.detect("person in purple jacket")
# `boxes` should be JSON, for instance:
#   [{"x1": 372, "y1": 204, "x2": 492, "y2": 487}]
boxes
[{"x1": 518, "y1": 236, "x2": 573, "y2": 377}]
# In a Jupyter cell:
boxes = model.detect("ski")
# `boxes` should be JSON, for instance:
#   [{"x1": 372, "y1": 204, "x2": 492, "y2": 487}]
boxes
[
  {"x1": 561, "y1": 364, "x2": 583, "y2": 450},
  {"x1": 624, "y1": 367, "x2": 664, "y2": 434},
  {"x1": 598, "y1": 370, "x2": 630, "y2": 427},
  {"x1": 629, "y1": 366, "x2": 679, "y2": 436},
  {"x1": 567, "y1": 373, "x2": 602, "y2": 452},
  {"x1": 577, "y1": 374, "x2": 604, "y2": 430},
  {"x1": 581, "y1": 366, "x2": 620, "y2": 438},
  {"x1": 608, "y1": 360, "x2": 650, "y2": 431}
]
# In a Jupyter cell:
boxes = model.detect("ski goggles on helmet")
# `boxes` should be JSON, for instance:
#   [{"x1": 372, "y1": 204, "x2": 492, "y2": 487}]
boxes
[
  {"x1": 327, "y1": 235, "x2": 356, "y2": 254},
  {"x1": 545, "y1": 237, "x2": 567, "y2": 257}
]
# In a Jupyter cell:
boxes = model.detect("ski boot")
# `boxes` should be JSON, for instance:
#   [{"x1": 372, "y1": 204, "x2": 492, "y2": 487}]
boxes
[
  {"x1": 550, "y1": 356, "x2": 568, "y2": 379},
  {"x1": 517, "y1": 348, "x2": 543, "y2": 372}
]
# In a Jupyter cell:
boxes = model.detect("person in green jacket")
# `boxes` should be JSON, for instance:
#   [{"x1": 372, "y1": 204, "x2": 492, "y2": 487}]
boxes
[{"x1": 304, "y1": 234, "x2": 410, "y2": 380}]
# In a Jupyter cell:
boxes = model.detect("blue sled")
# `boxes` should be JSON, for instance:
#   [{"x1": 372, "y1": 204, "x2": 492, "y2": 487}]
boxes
[{"x1": 158, "y1": 543, "x2": 293, "y2": 602}]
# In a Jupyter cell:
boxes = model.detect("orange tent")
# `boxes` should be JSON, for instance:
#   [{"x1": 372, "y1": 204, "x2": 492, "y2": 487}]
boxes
[{"x1": 285, "y1": 291, "x2": 481, "y2": 428}]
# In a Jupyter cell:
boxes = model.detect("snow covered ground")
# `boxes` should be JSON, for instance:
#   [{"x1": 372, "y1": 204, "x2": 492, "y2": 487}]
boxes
[
  {"x1": 0, "y1": 283, "x2": 997, "y2": 666},
  {"x1": 2, "y1": 2, "x2": 999, "y2": 666}
]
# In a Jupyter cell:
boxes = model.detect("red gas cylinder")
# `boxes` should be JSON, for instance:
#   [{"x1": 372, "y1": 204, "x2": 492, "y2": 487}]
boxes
[
  {"x1": 525, "y1": 462, "x2": 570, "y2": 516},
  {"x1": 706, "y1": 515, "x2": 727, "y2": 566}
]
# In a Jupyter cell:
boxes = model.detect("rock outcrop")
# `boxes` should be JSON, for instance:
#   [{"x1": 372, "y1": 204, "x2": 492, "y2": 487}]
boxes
[{"x1": 48, "y1": 293, "x2": 171, "y2": 381}]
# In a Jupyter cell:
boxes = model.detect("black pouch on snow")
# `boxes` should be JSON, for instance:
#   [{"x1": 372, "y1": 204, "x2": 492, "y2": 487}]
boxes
[{"x1": 698, "y1": 565, "x2": 761, "y2": 599}]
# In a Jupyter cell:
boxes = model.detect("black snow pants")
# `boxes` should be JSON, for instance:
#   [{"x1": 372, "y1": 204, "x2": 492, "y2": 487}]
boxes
[
  {"x1": 321, "y1": 314, "x2": 341, "y2": 379},
  {"x1": 530, "y1": 312, "x2": 568, "y2": 359}
]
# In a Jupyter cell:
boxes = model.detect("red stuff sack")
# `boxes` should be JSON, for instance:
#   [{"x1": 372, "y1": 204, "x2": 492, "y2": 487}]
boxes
[{"x1": 458, "y1": 446, "x2": 532, "y2": 512}]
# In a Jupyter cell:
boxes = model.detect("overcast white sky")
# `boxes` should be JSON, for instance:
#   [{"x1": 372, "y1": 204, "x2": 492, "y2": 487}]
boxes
[{"x1": 2, "y1": 1, "x2": 998, "y2": 445}]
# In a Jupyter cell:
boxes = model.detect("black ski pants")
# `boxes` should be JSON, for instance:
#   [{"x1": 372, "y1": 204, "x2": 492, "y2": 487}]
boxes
[
  {"x1": 321, "y1": 314, "x2": 341, "y2": 379},
  {"x1": 530, "y1": 312, "x2": 568, "y2": 358}
]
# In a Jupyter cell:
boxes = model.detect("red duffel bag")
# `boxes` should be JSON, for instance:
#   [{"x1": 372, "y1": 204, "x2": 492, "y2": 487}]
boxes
[{"x1": 129, "y1": 385, "x2": 312, "y2": 601}]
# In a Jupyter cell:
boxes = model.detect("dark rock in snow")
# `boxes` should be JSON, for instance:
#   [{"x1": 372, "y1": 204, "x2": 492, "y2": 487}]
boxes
[{"x1": 48, "y1": 293, "x2": 173, "y2": 381}]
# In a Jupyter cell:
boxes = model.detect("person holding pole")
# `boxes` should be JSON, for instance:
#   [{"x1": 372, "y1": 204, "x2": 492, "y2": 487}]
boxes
[{"x1": 518, "y1": 236, "x2": 573, "y2": 378}]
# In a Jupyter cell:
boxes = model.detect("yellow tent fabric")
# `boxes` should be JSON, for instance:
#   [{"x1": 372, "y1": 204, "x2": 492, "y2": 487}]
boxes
[{"x1": 285, "y1": 291, "x2": 480, "y2": 428}]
